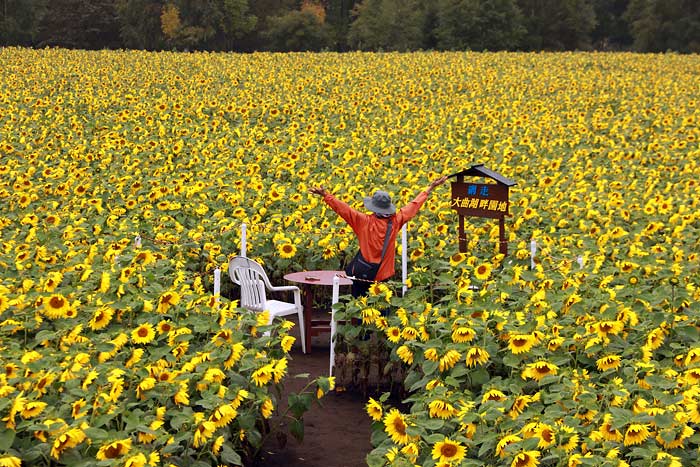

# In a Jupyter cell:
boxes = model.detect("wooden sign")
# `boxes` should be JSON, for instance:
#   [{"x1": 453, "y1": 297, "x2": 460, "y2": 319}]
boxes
[
  {"x1": 451, "y1": 182, "x2": 509, "y2": 219},
  {"x1": 449, "y1": 165, "x2": 516, "y2": 255}
]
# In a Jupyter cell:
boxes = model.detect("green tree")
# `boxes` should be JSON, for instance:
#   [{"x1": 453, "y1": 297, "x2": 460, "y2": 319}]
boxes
[
  {"x1": 517, "y1": 0, "x2": 597, "y2": 50},
  {"x1": 1, "y1": 0, "x2": 48, "y2": 45},
  {"x1": 326, "y1": 0, "x2": 361, "y2": 50},
  {"x1": 238, "y1": 0, "x2": 296, "y2": 51},
  {"x1": 116, "y1": 0, "x2": 165, "y2": 50},
  {"x1": 263, "y1": 7, "x2": 333, "y2": 51},
  {"x1": 433, "y1": 0, "x2": 526, "y2": 51},
  {"x1": 591, "y1": 0, "x2": 632, "y2": 49},
  {"x1": 161, "y1": 0, "x2": 256, "y2": 50},
  {"x1": 347, "y1": 0, "x2": 426, "y2": 51},
  {"x1": 36, "y1": 0, "x2": 121, "y2": 49},
  {"x1": 625, "y1": 0, "x2": 700, "y2": 53}
]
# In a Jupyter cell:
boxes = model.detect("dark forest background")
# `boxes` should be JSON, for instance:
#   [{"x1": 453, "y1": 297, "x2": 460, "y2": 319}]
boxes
[{"x1": 1, "y1": 0, "x2": 698, "y2": 53}]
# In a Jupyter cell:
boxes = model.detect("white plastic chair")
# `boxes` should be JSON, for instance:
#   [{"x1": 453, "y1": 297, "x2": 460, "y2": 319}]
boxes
[{"x1": 228, "y1": 256, "x2": 306, "y2": 354}]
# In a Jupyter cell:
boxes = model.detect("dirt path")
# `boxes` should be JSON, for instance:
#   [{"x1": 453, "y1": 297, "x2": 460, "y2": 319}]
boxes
[{"x1": 257, "y1": 332, "x2": 373, "y2": 467}]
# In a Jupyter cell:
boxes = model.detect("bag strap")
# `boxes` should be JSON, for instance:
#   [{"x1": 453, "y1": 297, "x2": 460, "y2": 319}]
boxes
[{"x1": 378, "y1": 219, "x2": 393, "y2": 265}]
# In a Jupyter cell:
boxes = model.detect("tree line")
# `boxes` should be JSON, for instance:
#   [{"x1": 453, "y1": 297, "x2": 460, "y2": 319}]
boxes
[{"x1": 1, "y1": 0, "x2": 698, "y2": 53}]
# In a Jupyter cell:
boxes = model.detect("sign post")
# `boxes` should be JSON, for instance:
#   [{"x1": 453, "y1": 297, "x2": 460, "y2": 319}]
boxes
[{"x1": 449, "y1": 164, "x2": 516, "y2": 255}]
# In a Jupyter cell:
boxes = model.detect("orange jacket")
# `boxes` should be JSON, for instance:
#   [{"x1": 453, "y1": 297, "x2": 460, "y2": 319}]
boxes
[{"x1": 323, "y1": 191, "x2": 429, "y2": 281}]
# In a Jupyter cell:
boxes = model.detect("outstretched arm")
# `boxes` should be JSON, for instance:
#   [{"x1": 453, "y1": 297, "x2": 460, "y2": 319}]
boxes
[
  {"x1": 426, "y1": 175, "x2": 448, "y2": 195},
  {"x1": 396, "y1": 175, "x2": 449, "y2": 225},
  {"x1": 309, "y1": 185, "x2": 365, "y2": 228},
  {"x1": 309, "y1": 186, "x2": 328, "y2": 197}
]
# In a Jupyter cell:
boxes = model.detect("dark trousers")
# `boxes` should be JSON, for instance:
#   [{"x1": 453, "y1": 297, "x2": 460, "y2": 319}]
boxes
[{"x1": 351, "y1": 279, "x2": 371, "y2": 298}]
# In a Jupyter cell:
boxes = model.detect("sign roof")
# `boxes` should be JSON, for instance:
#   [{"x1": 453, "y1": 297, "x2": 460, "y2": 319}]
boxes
[{"x1": 449, "y1": 164, "x2": 517, "y2": 187}]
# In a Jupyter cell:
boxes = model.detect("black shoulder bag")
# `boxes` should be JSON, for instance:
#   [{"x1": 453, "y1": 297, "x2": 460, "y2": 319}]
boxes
[{"x1": 344, "y1": 220, "x2": 393, "y2": 282}]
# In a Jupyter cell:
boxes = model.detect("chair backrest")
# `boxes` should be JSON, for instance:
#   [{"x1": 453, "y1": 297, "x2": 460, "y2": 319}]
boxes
[{"x1": 228, "y1": 257, "x2": 269, "y2": 312}]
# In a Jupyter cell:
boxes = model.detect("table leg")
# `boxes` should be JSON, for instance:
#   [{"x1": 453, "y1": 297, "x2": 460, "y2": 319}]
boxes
[{"x1": 303, "y1": 284, "x2": 313, "y2": 354}]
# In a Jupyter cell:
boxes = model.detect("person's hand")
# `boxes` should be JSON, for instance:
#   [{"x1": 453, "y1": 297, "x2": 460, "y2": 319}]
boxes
[
  {"x1": 427, "y1": 175, "x2": 448, "y2": 193},
  {"x1": 309, "y1": 186, "x2": 328, "y2": 197}
]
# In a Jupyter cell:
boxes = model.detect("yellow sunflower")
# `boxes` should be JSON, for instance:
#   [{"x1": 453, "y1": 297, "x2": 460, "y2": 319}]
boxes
[
  {"x1": 495, "y1": 434, "x2": 521, "y2": 457},
  {"x1": 396, "y1": 345, "x2": 414, "y2": 365},
  {"x1": 278, "y1": 242, "x2": 297, "y2": 259},
  {"x1": 511, "y1": 450, "x2": 540, "y2": 467},
  {"x1": 131, "y1": 323, "x2": 156, "y2": 344},
  {"x1": 366, "y1": 397, "x2": 383, "y2": 421},
  {"x1": 474, "y1": 262, "x2": 492, "y2": 280},
  {"x1": 508, "y1": 333, "x2": 538, "y2": 354},
  {"x1": 623, "y1": 423, "x2": 651, "y2": 446},
  {"x1": 428, "y1": 399, "x2": 458, "y2": 419},
  {"x1": 43, "y1": 294, "x2": 70, "y2": 319},
  {"x1": 89, "y1": 306, "x2": 114, "y2": 331},
  {"x1": 596, "y1": 354, "x2": 622, "y2": 371},
  {"x1": 385, "y1": 327, "x2": 402, "y2": 343},
  {"x1": 96, "y1": 438, "x2": 132, "y2": 460},
  {"x1": 521, "y1": 361, "x2": 559, "y2": 381},
  {"x1": 157, "y1": 290, "x2": 180, "y2": 314},
  {"x1": 383, "y1": 408, "x2": 412, "y2": 445},
  {"x1": 431, "y1": 438, "x2": 466, "y2": 464},
  {"x1": 465, "y1": 347, "x2": 490, "y2": 367},
  {"x1": 451, "y1": 326, "x2": 476, "y2": 343},
  {"x1": 598, "y1": 414, "x2": 623, "y2": 442}
]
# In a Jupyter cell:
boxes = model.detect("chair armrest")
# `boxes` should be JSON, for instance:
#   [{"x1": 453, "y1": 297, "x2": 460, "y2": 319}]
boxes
[{"x1": 268, "y1": 285, "x2": 300, "y2": 293}]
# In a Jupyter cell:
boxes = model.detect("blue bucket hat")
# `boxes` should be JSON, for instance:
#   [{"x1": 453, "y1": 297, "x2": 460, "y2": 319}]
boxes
[{"x1": 364, "y1": 190, "x2": 396, "y2": 215}]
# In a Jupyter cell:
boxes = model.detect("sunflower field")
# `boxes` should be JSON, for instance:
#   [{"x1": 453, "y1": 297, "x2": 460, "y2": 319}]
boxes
[{"x1": 0, "y1": 47, "x2": 699, "y2": 467}]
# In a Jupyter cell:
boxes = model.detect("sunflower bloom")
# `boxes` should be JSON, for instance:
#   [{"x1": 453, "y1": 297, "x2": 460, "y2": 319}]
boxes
[
  {"x1": 596, "y1": 354, "x2": 622, "y2": 371},
  {"x1": 278, "y1": 243, "x2": 296, "y2": 259},
  {"x1": 366, "y1": 397, "x2": 383, "y2": 421},
  {"x1": 431, "y1": 438, "x2": 466, "y2": 464},
  {"x1": 131, "y1": 323, "x2": 156, "y2": 344},
  {"x1": 598, "y1": 414, "x2": 623, "y2": 442},
  {"x1": 157, "y1": 290, "x2": 180, "y2": 314},
  {"x1": 655, "y1": 425, "x2": 694, "y2": 449},
  {"x1": 51, "y1": 428, "x2": 86, "y2": 459},
  {"x1": 261, "y1": 398, "x2": 274, "y2": 419},
  {"x1": 0, "y1": 456, "x2": 21, "y2": 467},
  {"x1": 495, "y1": 434, "x2": 521, "y2": 457},
  {"x1": 474, "y1": 262, "x2": 492, "y2": 280},
  {"x1": 124, "y1": 452, "x2": 147, "y2": 467},
  {"x1": 439, "y1": 349, "x2": 461, "y2": 372},
  {"x1": 483, "y1": 388, "x2": 507, "y2": 403},
  {"x1": 428, "y1": 399, "x2": 458, "y2": 419},
  {"x1": 385, "y1": 327, "x2": 402, "y2": 343},
  {"x1": 383, "y1": 409, "x2": 412, "y2": 445},
  {"x1": 508, "y1": 333, "x2": 538, "y2": 354},
  {"x1": 43, "y1": 294, "x2": 70, "y2": 319},
  {"x1": 465, "y1": 347, "x2": 490, "y2": 367},
  {"x1": 511, "y1": 450, "x2": 540, "y2": 467},
  {"x1": 521, "y1": 361, "x2": 558, "y2": 381},
  {"x1": 89, "y1": 306, "x2": 113, "y2": 331},
  {"x1": 96, "y1": 438, "x2": 132, "y2": 460},
  {"x1": 623, "y1": 424, "x2": 651, "y2": 446},
  {"x1": 396, "y1": 345, "x2": 414, "y2": 365},
  {"x1": 280, "y1": 335, "x2": 295, "y2": 353},
  {"x1": 451, "y1": 326, "x2": 476, "y2": 343}
]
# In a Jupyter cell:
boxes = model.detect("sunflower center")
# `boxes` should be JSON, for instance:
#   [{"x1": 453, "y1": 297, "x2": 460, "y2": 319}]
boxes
[
  {"x1": 138, "y1": 327, "x2": 149, "y2": 337},
  {"x1": 440, "y1": 443, "x2": 458, "y2": 457},
  {"x1": 49, "y1": 296, "x2": 65, "y2": 308},
  {"x1": 104, "y1": 445, "x2": 121, "y2": 459},
  {"x1": 392, "y1": 417, "x2": 406, "y2": 435}
]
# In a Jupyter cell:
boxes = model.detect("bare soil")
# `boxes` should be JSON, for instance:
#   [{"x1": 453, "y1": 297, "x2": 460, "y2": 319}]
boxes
[{"x1": 256, "y1": 327, "x2": 373, "y2": 467}]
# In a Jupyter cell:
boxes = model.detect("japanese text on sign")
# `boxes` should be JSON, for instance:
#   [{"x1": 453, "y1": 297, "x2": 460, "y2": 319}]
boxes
[{"x1": 451, "y1": 197, "x2": 508, "y2": 212}]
